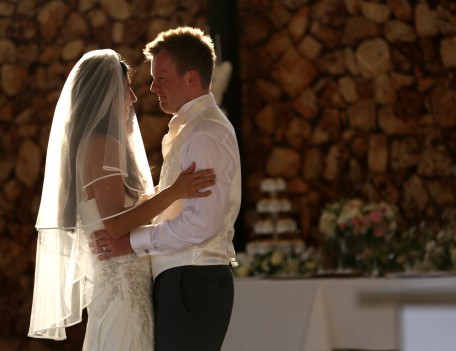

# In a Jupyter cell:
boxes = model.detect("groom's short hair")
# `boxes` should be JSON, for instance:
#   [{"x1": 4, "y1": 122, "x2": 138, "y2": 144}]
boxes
[{"x1": 143, "y1": 26, "x2": 216, "y2": 90}]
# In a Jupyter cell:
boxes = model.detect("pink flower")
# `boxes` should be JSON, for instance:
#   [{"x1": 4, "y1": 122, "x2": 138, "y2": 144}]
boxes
[
  {"x1": 374, "y1": 225, "x2": 387, "y2": 238},
  {"x1": 367, "y1": 210, "x2": 384, "y2": 223},
  {"x1": 351, "y1": 216, "x2": 363, "y2": 227}
]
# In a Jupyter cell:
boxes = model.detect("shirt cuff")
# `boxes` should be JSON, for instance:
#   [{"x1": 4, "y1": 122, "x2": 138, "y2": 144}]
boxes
[{"x1": 130, "y1": 225, "x2": 158, "y2": 256}]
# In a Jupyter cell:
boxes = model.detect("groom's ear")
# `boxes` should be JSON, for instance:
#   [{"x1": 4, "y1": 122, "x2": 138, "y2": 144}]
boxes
[{"x1": 185, "y1": 69, "x2": 199, "y2": 86}]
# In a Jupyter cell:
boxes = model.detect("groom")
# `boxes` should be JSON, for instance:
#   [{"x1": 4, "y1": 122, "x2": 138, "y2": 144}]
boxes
[{"x1": 94, "y1": 26, "x2": 241, "y2": 351}]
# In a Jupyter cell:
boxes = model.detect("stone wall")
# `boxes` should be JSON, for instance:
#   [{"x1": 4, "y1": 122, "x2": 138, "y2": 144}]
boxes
[
  {"x1": 238, "y1": 0, "x2": 456, "y2": 245},
  {"x1": 0, "y1": 0, "x2": 207, "y2": 350}
]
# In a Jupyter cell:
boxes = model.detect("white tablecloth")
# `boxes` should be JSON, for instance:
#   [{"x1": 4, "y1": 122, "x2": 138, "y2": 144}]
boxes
[{"x1": 222, "y1": 276, "x2": 456, "y2": 351}]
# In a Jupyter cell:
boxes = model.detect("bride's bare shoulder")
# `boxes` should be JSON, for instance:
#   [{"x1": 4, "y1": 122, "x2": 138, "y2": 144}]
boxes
[{"x1": 84, "y1": 134, "x2": 120, "y2": 168}]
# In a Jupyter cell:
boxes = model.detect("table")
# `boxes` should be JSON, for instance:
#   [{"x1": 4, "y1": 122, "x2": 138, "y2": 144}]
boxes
[
  {"x1": 222, "y1": 276, "x2": 456, "y2": 351},
  {"x1": 361, "y1": 280, "x2": 456, "y2": 351}
]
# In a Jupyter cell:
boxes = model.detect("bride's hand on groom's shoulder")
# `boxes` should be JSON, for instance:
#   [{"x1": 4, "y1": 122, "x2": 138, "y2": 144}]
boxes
[{"x1": 90, "y1": 230, "x2": 134, "y2": 260}]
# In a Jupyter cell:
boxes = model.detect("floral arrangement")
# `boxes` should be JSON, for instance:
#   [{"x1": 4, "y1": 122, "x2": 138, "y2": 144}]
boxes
[
  {"x1": 232, "y1": 240, "x2": 322, "y2": 278},
  {"x1": 319, "y1": 199, "x2": 456, "y2": 275},
  {"x1": 237, "y1": 201, "x2": 456, "y2": 279},
  {"x1": 394, "y1": 209, "x2": 456, "y2": 272},
  {"x1": 319, "y1": 198, "x2": 398, "y2": 274},
  {"x1": 319, "y1": 199, "x2": 398, "y2": 240}
]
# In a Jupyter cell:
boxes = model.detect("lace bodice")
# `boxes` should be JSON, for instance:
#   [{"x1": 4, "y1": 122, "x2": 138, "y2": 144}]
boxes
[{"x1": 78, "y1": 199, "x2": 153, "y2": 350}]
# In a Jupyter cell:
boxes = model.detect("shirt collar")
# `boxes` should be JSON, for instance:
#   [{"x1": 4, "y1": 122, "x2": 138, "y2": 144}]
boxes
[{"x1": 168, "y1": 93, "x2": 215, "y2": 128}]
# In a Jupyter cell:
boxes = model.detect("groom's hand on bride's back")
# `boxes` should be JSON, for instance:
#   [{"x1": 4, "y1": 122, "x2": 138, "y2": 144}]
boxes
[{"x1": 90, "y1": 230, "x2": 134, "y2": 260}]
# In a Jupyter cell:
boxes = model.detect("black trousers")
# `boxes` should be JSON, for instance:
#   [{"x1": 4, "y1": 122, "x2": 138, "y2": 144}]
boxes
[{"x1": 153, "y1": 265, "x2": 234, "y2": 351}]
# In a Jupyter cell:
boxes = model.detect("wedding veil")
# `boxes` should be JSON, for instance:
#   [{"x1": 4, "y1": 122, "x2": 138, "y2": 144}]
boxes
[{"x1": 28, "y1": 49, "x2": 154, "y2": 339}]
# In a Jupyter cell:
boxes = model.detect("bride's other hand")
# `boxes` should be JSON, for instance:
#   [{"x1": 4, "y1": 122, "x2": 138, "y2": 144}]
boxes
[{"x1": 172, "y1": 162, "x2": 216, "y2": 199}]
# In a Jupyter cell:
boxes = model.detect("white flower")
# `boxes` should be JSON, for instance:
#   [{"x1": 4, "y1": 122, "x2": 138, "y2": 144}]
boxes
[
  {"x1": 426, "y1": 240, "x2": 436, "y2": 252},
  {"x1": 270, "y1": 251, "x2": 285, "y2": 266},
  {"x1": 235, "y1": 265, "x2": 251, "y2": 277},
  {"x1": 319, "y1": 211, "x2": 337, "y2": 238}
]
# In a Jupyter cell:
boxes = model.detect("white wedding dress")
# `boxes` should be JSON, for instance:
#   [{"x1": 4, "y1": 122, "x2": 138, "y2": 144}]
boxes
[{"x1": 79, "y1": 198, "x2": 154, "y2": 350}]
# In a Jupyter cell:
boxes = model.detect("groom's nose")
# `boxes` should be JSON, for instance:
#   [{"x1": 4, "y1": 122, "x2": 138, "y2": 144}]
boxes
[{"x1": 150, "y1": 79, "x2": 158, "y2": 94}]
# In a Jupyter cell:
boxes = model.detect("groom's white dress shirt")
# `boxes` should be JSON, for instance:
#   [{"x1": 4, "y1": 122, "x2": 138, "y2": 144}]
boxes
[{"x1": 130, "y1": 93, "x2": 241, "y2": 278}]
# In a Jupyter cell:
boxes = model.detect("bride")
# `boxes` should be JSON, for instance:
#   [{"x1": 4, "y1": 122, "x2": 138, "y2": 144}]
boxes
[{"x1": 28, "y1": 49, "x2": 215, "y2": 350}]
